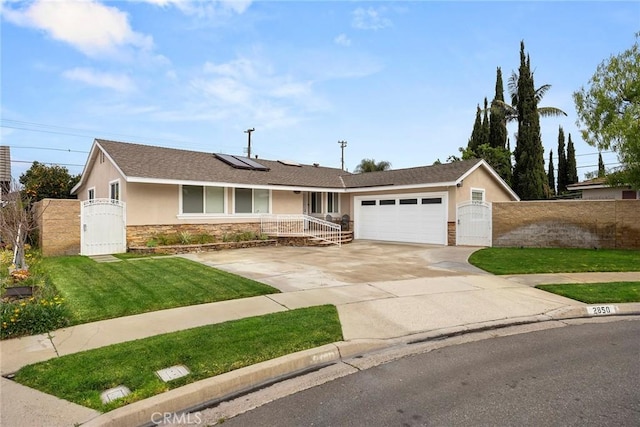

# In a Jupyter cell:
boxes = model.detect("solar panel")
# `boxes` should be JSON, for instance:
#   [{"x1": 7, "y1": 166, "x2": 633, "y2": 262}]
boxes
[
  {"x1": 235, "y1": 156, "x2": 270, "y2": 171},
  {"x1": 278, "y1": 159, "x2": 301, "y2": 167},
  {"x1": 215, "y1": 153, "x2": 252, "y2": 169},
  {"x1": 214, "y1": 153, "x2": 270, "y2": 171}
]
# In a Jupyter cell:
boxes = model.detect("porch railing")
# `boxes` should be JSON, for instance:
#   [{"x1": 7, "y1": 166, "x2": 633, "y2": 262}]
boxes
[{"x1": 260, "y1": 214, "x2": 341, "y2": 246}]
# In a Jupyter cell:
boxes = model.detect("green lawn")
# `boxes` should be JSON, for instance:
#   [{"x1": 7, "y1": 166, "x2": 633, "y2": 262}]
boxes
[
  {"x1": 536, "y1": 282, "x2": 640, "y2": 304},
  {"x1": 14, "y1": 306, "x2": 342, "y2": 412},
  {"x1": 468, "y1": 248, "x2": 640, "y2": 275},
  {"x1": 41, "y1": 256, "x2": 279, "y2": 324}
]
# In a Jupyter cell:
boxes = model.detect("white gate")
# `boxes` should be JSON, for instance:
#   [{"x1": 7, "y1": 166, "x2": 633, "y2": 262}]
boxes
[
  {"x1": 81, "y1": 199, "x2": 126, "y2": 256},
  {"x1": 456, "y1": 201, "x2": 492, "y2": 246}
]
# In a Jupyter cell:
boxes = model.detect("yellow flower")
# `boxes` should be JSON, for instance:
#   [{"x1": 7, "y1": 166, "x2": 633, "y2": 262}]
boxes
[
  {"x1": 14, "y1": 308, "x2": 20, "y2": 314},
  {"x1": 20, "y1": 302, "x2": 26, "y2": 307}
]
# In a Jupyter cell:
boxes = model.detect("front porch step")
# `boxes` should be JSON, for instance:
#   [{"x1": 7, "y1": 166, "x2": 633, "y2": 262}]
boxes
[{"x1": 308, "y1": 231, "x2": 353, "y2": 246}]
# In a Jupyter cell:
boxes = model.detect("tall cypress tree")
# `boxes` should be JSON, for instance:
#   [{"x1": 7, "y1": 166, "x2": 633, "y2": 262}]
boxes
[
  {"x1": 480, "y1": 97, "x2": 490, "y2": 147},
  {"x1": 557, "y1": 126, "x2": 568, "y2": 193},
  {"x1": 489, "y1": 67, "x2": 507, "y2": 149},
  {"x1": 468, "y1": 104, "x2": 482, "y2": 154},
  {"x1": 512, "y1": 41, "x2": 546, "y2": 200},
  {"x1": 598, "y1": 153, "x2": 606, "y2": 178},
  {"x1": 548, "y1": 150, "x2": 556, "y2": 196},
  {"x1": 567, "y1": 133, "x2": 578, "y2": 184}
]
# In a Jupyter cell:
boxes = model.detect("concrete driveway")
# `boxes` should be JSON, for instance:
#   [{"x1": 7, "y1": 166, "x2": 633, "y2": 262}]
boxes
[{"x1": 186, "y1": 241, "x2": 488, "y2": 292}]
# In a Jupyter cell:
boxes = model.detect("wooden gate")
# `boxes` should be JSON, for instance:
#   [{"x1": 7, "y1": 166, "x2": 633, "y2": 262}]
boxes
[
  {"x1": 80, "y1": 199, "x2": 126, "y2": 256},
  {"x1": 456, "y1": 201, "x2": 492, "y2": 246}
]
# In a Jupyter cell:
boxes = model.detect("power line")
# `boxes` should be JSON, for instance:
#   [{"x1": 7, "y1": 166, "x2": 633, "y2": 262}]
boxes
[
  {"x1": 10, "y1": 159, "x2": 84, "y2": 167},
  {"x1": 8, "y1": 145, "x2": 89, "y2": 154},
  {"x1": 0, "y1": 119, "x2": 236, "y2": 152}
]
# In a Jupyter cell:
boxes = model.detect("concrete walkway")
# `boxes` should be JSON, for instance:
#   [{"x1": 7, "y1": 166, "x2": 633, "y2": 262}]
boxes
[{"x1": 1, "y1": 243, "x2": 638, "y2": 426}]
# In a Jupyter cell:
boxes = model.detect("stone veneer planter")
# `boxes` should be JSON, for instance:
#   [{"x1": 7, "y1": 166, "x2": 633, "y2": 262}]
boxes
[{"x1": 128, "y1": 239, "x2": 278, "y2": 255}]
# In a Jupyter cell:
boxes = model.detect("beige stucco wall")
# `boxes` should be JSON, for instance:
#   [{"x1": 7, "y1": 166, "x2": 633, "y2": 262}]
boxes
[
  {"x1": 127, "y1": 183, "x2": 179, "y2": 225},
  {"x1": 455, "y1": 167, "x2": 515, "y2": 205},
  {"x1": 126, "y1": 183, "x2": 304, "y2": 226},
  {"x1": 272, "y1": 190, "x2": 303, "y2": 214},
  {"x1": 75, "y1": 149, "x2": 126, "y2": 201}
]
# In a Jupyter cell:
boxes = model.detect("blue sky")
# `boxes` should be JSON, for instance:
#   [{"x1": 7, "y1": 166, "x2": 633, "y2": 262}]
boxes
[{"x1": 1, "y1": 1, "x2": 638, "y2": 180}]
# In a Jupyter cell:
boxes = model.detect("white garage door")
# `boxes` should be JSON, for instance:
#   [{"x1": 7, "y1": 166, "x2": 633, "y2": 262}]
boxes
[{"x1": 354, "y1": 193, "x2": 447, "y2": 245}]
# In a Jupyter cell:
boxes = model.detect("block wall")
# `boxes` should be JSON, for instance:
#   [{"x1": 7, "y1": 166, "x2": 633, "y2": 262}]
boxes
[
  {"x1": 35, "y1": 199, "x2": 81, "y2": 256},
  {"x1": 492, "y1": 200, "x2": 640, "y2": 249}
]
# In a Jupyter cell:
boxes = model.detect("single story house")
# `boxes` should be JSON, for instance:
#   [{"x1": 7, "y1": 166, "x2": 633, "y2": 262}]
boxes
[
  {"x1": 567, "y1": 177, "x2": 639, "y2": 200},
  {"x1": 71, "y1": 139, "x2": 519, "y2": 251}
]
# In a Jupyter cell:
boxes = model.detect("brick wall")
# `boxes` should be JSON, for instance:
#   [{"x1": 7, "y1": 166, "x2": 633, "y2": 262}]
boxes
[
  {"x1": 447, "y1": 221, "x2": 456, "y2": 246},
  {"x1": 127, "y1": 223, "x2": 261, "y2": 247},
  {"x1": 493, "y1": 200, "x2": 640, "y2": 249},
  {"x1": 35, "y1": 199, "x2": 81, "y2": 256}
]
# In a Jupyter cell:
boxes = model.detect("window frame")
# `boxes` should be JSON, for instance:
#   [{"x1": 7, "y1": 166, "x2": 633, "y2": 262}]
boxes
[
  {"x1": 327, "y1": 192, "x2": 340, "y2": 214},
  {"x1": 179, "y1": 185, "x2": 227, "y2": 216},
  {"x1": 233, "y1": 187, "x2": 271, "y2": 214},
  {"x1": 87, "y1": 187, "x2": 95, "y2": 201},
  {"x1": 471, "y1": 188, "x2": 485, "y2": 203},
  {"x1": 109, "y1": 179, "x2": 120, "y2": 201}
]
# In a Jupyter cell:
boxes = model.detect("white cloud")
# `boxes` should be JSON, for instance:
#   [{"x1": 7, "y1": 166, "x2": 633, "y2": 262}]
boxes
[
  {"x1": 3, "y1": 0, "x2": 153, "y2": 58},
  {"x1": 63, "y1": 67, "x2": 135, "y2": 92},
  {"x1": 334, "y1": 34, "x2": 352, "y2": 47},
  {"x1": 352, "y1": 7, "x2": 392, "y2": 30},
  {"x1": 139, "y1": 0, "x2": 252, "y2": 17}
]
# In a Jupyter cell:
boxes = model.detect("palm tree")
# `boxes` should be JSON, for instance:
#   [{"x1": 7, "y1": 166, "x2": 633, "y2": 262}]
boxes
[
  {"x1": 492, "y1": 71, "x2": 567, "y2": 122},
  {"x1": 354, "y1": 158, "x2": 392, "y2": 173}
]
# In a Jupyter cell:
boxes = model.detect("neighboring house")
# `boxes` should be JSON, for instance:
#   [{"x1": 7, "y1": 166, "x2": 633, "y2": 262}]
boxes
[
  {"x1": 567, "y1": 178, "x2": 639, "y2": 200},
  {"x1": 71, "y1": 139, "x2": 519, "y2": 248}
]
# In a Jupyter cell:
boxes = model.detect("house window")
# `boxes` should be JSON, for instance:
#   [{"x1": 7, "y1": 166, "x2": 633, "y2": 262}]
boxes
[
  {"x1": 88, "y1": 188, "x2": 95, "y2": 200},
  {"x1": 399, "y1": 198, "x2": 418, "y2": 205},
  {"x1": 422, "y1": 198, "x2": 442, "y2": 204},
  {"x1": 182, "y1": 185, "x2": 225, "y2": 214},
  {"x1": 327, "y1": 193, "x2": 339, "y2": 213},
  {"x1": 310, "y1": 192, "x2": 322, "y2": 214},
  {"x1": 235, "y1": 188, "x2": 270, "y2": 214},
  {"x1": 109, "y1": 180, "x2": 120, "y2": 201},
  {"x1": 471, "y1": 189, "x2": 485, "y2": 203},
  {"x1": 622, "y1": 190, "x2": 637, "y2": 200},
  {"x1": 361, "y1": 200, "x2": 376, "y2": 206}
]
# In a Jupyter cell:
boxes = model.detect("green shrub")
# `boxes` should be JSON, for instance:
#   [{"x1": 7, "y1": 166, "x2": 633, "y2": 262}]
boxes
[
  {"x1": 179, "y1": 231, "x2": 193, "y2": 245},
  {"x1": 145, "y1": 238, "x2": 158, "y2": 248}
]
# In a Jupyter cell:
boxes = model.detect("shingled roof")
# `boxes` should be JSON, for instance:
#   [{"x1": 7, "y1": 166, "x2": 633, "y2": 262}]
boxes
[
  {"x1": 341, "y1": 159, "x2": 483, "y2": 188},
  {"x1": 96, "y1": 139, "x2": 348, "y2": 189},
  {"x1": 76, "y1": 139, "x2": 493, "y2": 192}
]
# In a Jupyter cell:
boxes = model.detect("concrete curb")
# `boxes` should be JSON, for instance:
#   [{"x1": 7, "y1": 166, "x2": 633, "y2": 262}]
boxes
[
  {"x1": 81, "y1": 339, "x2": 388, "y2": 427},
  {"x1": 79, "y1": 305, "x2": 640, "y2": 427}
]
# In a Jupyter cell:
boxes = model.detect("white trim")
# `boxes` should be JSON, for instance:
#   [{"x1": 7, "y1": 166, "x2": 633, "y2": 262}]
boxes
[
  {"x1": 87, "y1": 187, "x2": 95, "y2": 200},
  {"x1": 179, "y1": 184, "x2": 227, "y2": 215},
  {"x1": 71, "y1": 140, "x2": 127, "y2": 195}
]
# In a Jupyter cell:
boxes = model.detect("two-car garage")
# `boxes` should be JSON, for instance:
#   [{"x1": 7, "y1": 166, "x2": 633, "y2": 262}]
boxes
[{"x1": 353, "y1": 192, "x2": 448, "y2": 245}]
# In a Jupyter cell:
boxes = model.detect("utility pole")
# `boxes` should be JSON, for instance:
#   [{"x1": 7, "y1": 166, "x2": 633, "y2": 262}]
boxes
[
  {"x1": 338, "y1": 140, "x2": 347, "y2": 170},
  {"x1": 244, "y1": 128, "x2": 255, "y2": 158}
]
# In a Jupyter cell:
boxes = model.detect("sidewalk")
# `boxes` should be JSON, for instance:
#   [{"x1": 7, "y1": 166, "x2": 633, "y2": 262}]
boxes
[{"x1": 1, "y1": 272, "x2": 638, "y2": 427}]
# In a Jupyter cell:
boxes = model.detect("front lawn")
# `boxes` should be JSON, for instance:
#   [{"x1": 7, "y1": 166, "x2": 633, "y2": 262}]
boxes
[
  {"x1": 14, "y1": 305, "x2": 343, "y2": 412},
  {"x1": 41, "y1": 256, "x2": 278, "y2": 324},
  {"x1": 469, "y1": 248, "x2": 640, "y2": 275},
  {"x1": 536, "y1": 282, "x2": 640, "y2": 304}
]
